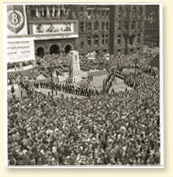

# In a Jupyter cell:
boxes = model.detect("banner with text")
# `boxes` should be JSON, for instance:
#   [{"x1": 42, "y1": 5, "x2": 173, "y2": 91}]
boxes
[{"x1": 7, "y1": 37, "x2": 35, "y2": 62}]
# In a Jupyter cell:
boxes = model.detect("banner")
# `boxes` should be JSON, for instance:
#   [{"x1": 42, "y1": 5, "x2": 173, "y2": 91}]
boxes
[
  {"x1": 7, "y1": 37, "x2": 35, "y2": 62},
  {"x1": 7, "y1": 4, "x2": 27, "y2": 35},
  {"x1": 32, "y1": 22, "x2": 75, "y2": 35}
]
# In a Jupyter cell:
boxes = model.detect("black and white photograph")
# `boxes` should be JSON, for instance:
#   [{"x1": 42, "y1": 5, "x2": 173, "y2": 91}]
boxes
[{"x1": 3, "y1": 2, "x2": 163, "y2": 168}]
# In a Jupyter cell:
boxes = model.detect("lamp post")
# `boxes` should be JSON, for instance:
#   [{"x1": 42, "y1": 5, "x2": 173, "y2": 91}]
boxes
[{"x1": 133, "y1": 57, "x2": 138, "y2": 89}]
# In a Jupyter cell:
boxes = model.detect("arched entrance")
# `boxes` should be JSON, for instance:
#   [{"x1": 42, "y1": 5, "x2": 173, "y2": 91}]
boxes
[
  {"x1": 36, "y1": 47, "x2": 44, "y2": 58},
  {"x1": 65, "y1": 45, "x2": 71, "y2": 54},
  {"x1": 50, "y1": 45, "x2": 59, "y2": 55}
]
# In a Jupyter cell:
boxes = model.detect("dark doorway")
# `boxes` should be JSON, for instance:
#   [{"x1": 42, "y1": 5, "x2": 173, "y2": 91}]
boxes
[
  {"x1": 65, "y1": 45, "x2": 71, "y2": 54},
  {"x1": 37, "y1": 47, "x2": 44, "y2": 58},
  {"x1": 50, "y1": 45, "x2": 59, "y2": 55}
]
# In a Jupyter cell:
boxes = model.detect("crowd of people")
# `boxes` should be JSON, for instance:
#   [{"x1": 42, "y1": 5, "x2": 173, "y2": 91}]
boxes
[
  {"x1": 7, "y1": 71, "x2": 160, "y2": 166},
  {"x1": 7, "y1": 49, "x2": 160, "y2": 166},
  {"x1": 124, "y1": 73, "x2": 159, "y2": 89}
]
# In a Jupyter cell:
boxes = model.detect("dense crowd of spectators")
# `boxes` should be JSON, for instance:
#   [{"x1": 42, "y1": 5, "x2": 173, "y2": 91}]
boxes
[
  {"x1": 124, "y1": 73, "x2": 159, "y2": 88},
  {"x1": 8, "y1": 72, "x2": 160, "y2": 166},
  {"x1": 7, "y1": 50, "x2": 160, "y2": 166}
]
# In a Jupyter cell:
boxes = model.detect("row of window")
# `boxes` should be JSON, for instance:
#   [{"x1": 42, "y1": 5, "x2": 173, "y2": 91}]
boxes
[
  {"x1": 80, "y1": 21, "x2": 109, "y2": 32},
  {"x1": 117, "y1": 34, "x2": 141, "y2": 46},
  {"x1": 118, "y1": 21, "x2": 142, "y2": 30},
  {"x1": 80, "y1": 35, "x2": 109, "y2": 49},
  {"x1": 117, "y1": 38, "x2": 141, "y2": 46},
  {"x1": 118, "y1": 6, "x2": 143, "y2": 18},
  {"x1": 85, "y1": 8, "x2": 110, "y2": 17},
  {"x1": 30, "y1": 6, "x2": 67, "y2": 18},
  {"x1": 29, "y1": 6, "x2": 110, "y2": 19}
]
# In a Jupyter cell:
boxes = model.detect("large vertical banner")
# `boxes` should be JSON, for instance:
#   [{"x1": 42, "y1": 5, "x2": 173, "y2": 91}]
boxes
[{"x1": 7, "y1": 4, "x2": 27, "y2": 35}]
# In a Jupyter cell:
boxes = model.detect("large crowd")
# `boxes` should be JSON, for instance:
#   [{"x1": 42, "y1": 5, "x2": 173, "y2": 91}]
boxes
[
  {"x1": 7, "y1": 75, "x2": 160, "y2": 166},
  {"x1": 7, "y1": 50, "x2": 160, "y2": 166}
]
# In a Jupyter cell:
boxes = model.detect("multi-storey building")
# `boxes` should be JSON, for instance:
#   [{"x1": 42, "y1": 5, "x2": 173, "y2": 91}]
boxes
[
  {"x1": 144, "y1": 5, "x2": 159, "y2": 48},
  {"x1": 6, "y1": 4, "x2": 148, "y2": 61},
  {"x1": 110, "y1": 5, "x2": 146, "y2": 56},
  {"x1": 25, "y1": 4, "x2": 111, "y2": 57}
]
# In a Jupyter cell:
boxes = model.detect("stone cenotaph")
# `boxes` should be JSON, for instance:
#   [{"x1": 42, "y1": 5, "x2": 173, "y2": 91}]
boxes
[{"x1": 68, "y1": 50, "x2": 88, "y2": 83}]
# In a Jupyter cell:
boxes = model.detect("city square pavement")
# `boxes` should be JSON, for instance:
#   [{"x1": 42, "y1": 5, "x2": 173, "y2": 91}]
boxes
[
  {"x1": 89, "y1": 74, "x2": 132, "y2": 92},
  {"x1": 35, "y1": 74, "x2": 131, "y2": 99}
]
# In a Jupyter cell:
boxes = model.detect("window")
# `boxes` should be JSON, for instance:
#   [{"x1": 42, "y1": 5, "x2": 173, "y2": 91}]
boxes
[
  {"x1": 137, "y1": 38, "x2": 140, "y2": 44},
  {"x1": 124, "y1": 24, "x2": 128, "y2": 30},
  {"x1": 88, "y1": 36, "x2": 91, "y2": 47},
  {"x1": 119, "y1": 6, "x2": 122, "y2": 17},
  {"x1": 49, "y1": 6, "x2": 53, "y2": 17},
  {"x1": 102, "y1": 22, "x2": 105, "y2": 30},
  {"x1": 80, "y1": 41, "x2": 84, "y2": 49},
  {"x1": 102, "y1": 34, "x2": 105, "y2": 45},
  {"x1": 87, "y1": 22, "x2": 91, "y2": 31},
  {"x1": 80, "y1": 7, "x2": 84, "y2": 17},
  {"x1": 139, "y1": 7, "x2": 143, "y2": 16},
  {"x1": 105, "y1": 39, "x2": 108, "y2": 45},
  {"x1": 94, "y1": 34, "x2": 99, "y2": 46},
  {"x1": 117, "y1": 35, "x2": 121, "y2": 46},
  {"x1": 93, "y1": 9, "x2": 97, "y2": 17},
  {"x1": 80, "y1": 22, "x2": 84, "y2": 32},
  {"x1": 129, "y1": 37, "x2": 133, "y2": 45},
  {"x1": 105, "y1": 34, "x2": 108, "y2": 45},
  {"x1": 124, "y1": 7, "x2": 128, "y2": 18},
  {"x1": 131, "y1": 21, "x2": 135, "y2": 30},
  {"x1": 106, "y1": 10, "x2": 109, "y2": 16},
  {"x1": 98, "y1": 10, "x2": 101, "y2": 16},
  {"x1": 102, "y1": 10, "x2": 105, "y2": 16},
  {"x1": 94, "y1": 21, "x2": 99, "y2": 30},
  {"x1": 132, "y1": 7, "x2": 136, "y2": 18},
  {"x1": 118, "y1": 21, "x2": 121, "y2": 30},
  {"x1": 30, "y1": 8, "x2": 36, "y2": 17},
  {"x1": 102, "y1": 38, "x2": 104, "y2": 45},
  {"x1": 106, "y1": 21, "x2": 109, "y2": 30},
  {"x1": 117, "y1": 39, "x2": 121, "y2": 45}
]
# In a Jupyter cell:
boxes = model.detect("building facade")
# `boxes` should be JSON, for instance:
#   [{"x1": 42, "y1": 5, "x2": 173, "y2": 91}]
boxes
[
  {"x1": 7, "y1": 4, "x2": 148, "y2": 60},
  {"x1": 144, "y1": 5, "x2": 159, "y2": 48},
  {"x1": 110, "y1": 5, "x2": 146, "y2": 56}
]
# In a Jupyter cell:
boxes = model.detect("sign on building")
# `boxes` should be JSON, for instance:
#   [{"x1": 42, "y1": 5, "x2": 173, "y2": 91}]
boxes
[
  {"x1": 7, "y1": 37, "x2": 35, "y2": 62},
  {"x1": 33, "y1": 22, "x2": 75, "y2": 34}
]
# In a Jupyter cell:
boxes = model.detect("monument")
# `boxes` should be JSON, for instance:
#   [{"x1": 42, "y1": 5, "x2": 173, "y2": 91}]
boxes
[{"x1": 68, "y1": 50, "x2": 88, "y2": 83}]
